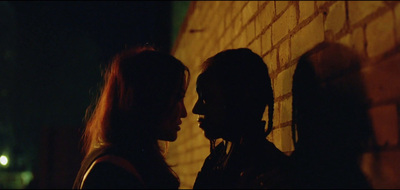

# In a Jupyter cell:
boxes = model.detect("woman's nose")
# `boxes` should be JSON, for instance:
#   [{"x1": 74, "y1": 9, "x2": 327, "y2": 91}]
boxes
[
  {"x1": 180, "y1": 101, "x2": 187, "y2": 118},
  {"x1": 192, "y1": 98, "x2": 202, "y2": 114}
]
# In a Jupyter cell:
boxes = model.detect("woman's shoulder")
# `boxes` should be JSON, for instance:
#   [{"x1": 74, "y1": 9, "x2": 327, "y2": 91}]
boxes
[
  {"x1": 81, "y1": 154, "x2": 145, "y2": 189},
  {"x1": 97, "y1": 155, "x2": 143, "y2": 179}
]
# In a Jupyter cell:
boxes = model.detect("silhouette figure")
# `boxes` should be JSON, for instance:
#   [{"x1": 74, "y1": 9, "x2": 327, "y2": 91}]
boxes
[
  {"x1": 72, "y1": 46, "x2": 189, "y2": 189},
  {"x1": 290, "y1": 42, "x2": 373, "y2": 188},
  {"x1": 192, "y1": 48, "x2": 292, "y2": 189}
]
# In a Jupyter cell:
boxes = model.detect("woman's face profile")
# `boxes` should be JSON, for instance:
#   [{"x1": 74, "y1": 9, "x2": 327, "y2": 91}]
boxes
[{"x1": 157, "y1": 84, "x2": 188, "y2": 142}]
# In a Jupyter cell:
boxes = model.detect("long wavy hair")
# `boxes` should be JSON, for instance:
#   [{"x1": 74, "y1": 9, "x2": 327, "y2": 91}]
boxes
[{"x1": 80, "y1": 45, "x2": 189, "y2": 187}]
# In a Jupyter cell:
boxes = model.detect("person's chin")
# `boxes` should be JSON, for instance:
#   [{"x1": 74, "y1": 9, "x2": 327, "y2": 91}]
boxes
[
  {"x1": 169, "y1": 136, "x2": 178, "y2": 142},
  {"x1": 160, "y1": 133, "x2": 178, "y2": 142},
  {"x1": 204, "y1": 131, "x2": 220, "y2": 141}
]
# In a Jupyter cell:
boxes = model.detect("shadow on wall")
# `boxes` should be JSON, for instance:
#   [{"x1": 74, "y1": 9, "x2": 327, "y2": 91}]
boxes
[{"x1": 290, "y1": 42, "x2": 375, "y2": 188}]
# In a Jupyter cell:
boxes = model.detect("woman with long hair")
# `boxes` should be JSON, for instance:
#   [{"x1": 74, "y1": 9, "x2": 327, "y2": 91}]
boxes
[{"x1": 73, "y1": 46, "x2": 189, "y2": 189}]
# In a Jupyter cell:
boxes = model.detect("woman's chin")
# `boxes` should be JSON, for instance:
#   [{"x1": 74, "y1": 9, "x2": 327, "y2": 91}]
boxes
[{"x1": 159, "y1": 133, "x2": 178, "y2": 142}]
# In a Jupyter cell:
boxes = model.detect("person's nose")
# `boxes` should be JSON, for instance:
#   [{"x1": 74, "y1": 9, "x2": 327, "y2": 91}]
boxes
[
  {"x1": 180, "y1": 100, "x2": 187, "y2": 118},
  {"x1": 192, "y1": 98, "x2": 202, "y2": 114}
]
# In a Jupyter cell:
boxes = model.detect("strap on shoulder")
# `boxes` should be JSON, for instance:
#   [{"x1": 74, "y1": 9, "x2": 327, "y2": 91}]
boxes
[{"x1": 80, "y1": 155, "x2": 144, "y2": 189}]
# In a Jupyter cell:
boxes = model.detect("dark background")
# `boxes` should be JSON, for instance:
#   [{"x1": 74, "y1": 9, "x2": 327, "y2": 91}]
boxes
[{"x1": 0, "y1": 1, "x2": 189, "y2": 188}]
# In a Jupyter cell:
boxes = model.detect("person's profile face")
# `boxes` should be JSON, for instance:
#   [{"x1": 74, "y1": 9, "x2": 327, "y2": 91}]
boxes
[
  {"x1": 157, "y1": 83, "x2": 187, "y2": 142},
  {"x1": 192, "y1": 76, "x2": 229, "y2": 140}
]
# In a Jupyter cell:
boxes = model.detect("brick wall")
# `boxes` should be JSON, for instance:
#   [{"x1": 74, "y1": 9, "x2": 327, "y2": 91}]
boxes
[{"x1": 168, "y1": 1, "x2": 400, "y2": 189}]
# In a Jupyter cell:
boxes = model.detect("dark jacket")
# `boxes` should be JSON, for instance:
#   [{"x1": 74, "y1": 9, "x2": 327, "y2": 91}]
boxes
[
  {"x1": 73, "y1": 146, "x2": 144, "y2": 189},
  {"x1": 73, "y1": 145, "x2": 179, "y2": 189},
  {"x1": 193, "y1": 139, "x2": 292, "y2": 189}
]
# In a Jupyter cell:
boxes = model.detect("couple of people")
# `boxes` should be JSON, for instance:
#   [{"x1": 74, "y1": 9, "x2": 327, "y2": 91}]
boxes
[{"x1": 72, "y1": 42, "x2": 373, "y2": 189}]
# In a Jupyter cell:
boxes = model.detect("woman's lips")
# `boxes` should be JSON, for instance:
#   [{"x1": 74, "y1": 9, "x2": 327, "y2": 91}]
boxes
[
  {"x1": 197, "y1": 117, "x2": 205, "y2": 123},
  {"x1": 197, "y1": 117, "x2": 205, "y2": 129}
]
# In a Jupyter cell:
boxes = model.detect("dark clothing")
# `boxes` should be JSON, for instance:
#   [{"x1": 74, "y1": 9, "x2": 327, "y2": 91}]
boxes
[
  {"x1": 193, "y1": 139, "x2": 292, "y2": 189},
  {"x1": 73, "y1": 145, "x2": 179, "y2": 189},
  {"x1": 288, "y1": 150, "x2": 372, "y2": 189},
  {"x1": 73, "y1": 146, "x2": 144, "y2": 189}
]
